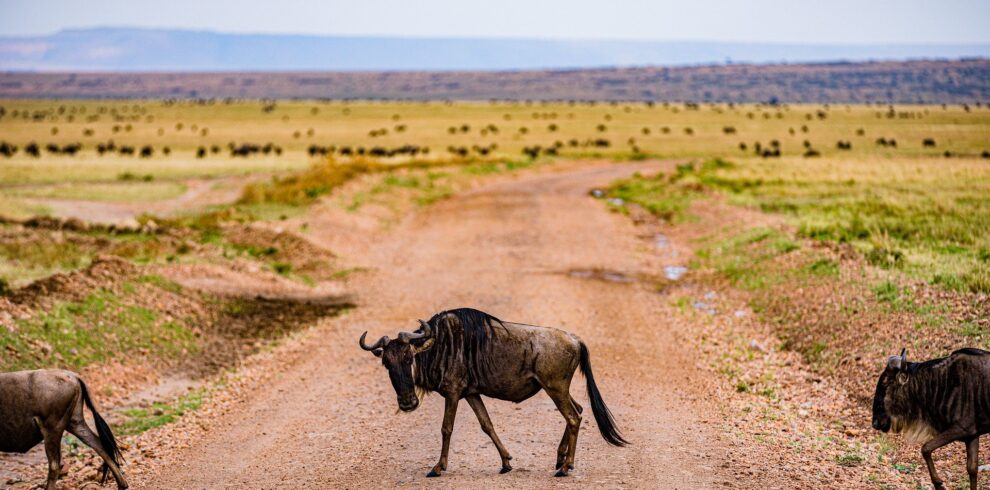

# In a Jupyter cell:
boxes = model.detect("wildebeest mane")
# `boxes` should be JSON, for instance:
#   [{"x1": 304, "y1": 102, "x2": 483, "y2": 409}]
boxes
[
  {"x1": 414, "y1": 308, "x2": 504, "y2": 390},
  {"x1": 889, "y1": 347, "x2": 990, "y2": 434},
  {"x1": 906, "y1": 347, "x2": 990, "y2": 374}
]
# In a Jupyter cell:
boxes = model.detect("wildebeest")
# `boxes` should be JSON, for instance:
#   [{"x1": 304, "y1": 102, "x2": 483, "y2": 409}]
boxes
[
  {"x1": 0, "y1": 370, "x2": 127, "y2": 490},
  {"x1": 872, "y1": 348, "x2": 990, "y2": 490},
  {"x1": 359, "y1": 308, "x2": 627, "y2": 477}
]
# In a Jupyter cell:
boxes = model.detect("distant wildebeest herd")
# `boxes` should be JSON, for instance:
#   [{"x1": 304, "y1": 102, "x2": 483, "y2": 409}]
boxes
[{"x1": 1, "y1": 306, "x2": 988, "y2": 488}]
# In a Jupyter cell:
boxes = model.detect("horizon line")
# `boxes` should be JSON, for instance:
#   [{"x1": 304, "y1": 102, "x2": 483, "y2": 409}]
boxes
[{"x1": 4, "y1": 25, "x2": 990, "y2": 48}]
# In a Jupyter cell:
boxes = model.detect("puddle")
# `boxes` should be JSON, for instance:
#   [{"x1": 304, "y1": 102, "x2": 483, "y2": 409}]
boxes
[
  {"x1": 663, "y1": 266, "x2": 688, "y2": 280},
  {"x1": 654, "y1": 233, "x2": 669, "y2": 250},
  {"x1": 692, "y1": 301, "x2": 717, "y2": 315},
  {"x1": 122, "y1": 376, "x2": 201, "y2": 407},
  {"x1": 567, "y1": 268, "x2": 634, "y2": 283}
]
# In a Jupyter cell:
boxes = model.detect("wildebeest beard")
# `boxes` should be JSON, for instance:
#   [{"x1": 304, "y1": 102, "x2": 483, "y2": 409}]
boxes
[{"x1": 392, "y1": 358, "x2": 431, "y2": 414}]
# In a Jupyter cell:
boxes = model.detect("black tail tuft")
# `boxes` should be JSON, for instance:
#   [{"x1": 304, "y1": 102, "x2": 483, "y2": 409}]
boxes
[
  {"x1": 579, "y1": 342, "x2": 628, "y2": 447},
  {"x1": 79, "y1": 379, "x2": 123, "y2": 484}
]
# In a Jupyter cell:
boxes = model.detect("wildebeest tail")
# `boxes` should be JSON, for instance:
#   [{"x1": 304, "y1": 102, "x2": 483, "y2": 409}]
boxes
[
  {"x1": 79, "y1": 379, "x2": 123, "y2": 484},
  {"x1": 579, "y1": 342, "x2": 628, "y2": 446}
]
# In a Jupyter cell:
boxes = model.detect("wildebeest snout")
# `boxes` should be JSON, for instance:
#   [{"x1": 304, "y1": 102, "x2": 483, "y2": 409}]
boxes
[
  {"x1": 398, "y1": 394, "x2": 419, "y2": 412},
  {"x1": 872, "y1": 414, "x2": 890, "y2": 432}
]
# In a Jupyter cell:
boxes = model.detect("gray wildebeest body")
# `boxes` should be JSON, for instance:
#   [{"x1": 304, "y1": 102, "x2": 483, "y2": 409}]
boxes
[
  {"x1": 872, "y1": 348, "x2": 990, "y2": 490},
  {"x1": 0, "y1": 369, "x2": 127, "y2": 490},
  {"x1": 359, "y1": 308, "x2": 627, "y2": 477}
]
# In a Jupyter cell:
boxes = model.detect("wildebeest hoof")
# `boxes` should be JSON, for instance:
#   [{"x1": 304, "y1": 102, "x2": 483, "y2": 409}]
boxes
[
  {"x1": 500, "y1": 465, "x2": 512, "y2": 474},
  {"x1": 554, "y1": 468, "x2": 569, "y2": 477},
  {"x1": 426, "y1": 469, "x2": 442, "y2": 478}
]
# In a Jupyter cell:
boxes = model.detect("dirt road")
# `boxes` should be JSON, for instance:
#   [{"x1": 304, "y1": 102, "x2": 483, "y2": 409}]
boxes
[{"x1": 142, "y1": 161, "x2": 732, "y2": 488}]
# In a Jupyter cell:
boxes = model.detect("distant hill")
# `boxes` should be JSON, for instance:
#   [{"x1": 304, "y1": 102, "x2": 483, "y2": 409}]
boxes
[
  {"x1": 2, "y1": 27, "x2": 990, "y2": 71},
  {"x1": 1, "y1": 59, "x2": 988, "y2": 103}
]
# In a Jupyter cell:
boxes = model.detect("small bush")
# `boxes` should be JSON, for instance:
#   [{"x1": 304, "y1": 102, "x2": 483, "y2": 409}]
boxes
[
  {"x1": 874, "y1": 281, "x2": 900, "y2": 304},
  {"x1": 808, "y1": 259, "x2": 839, "y2": 276},
  {"x1": 865, "y1": 246, "x2": 904, "y2": 269}
]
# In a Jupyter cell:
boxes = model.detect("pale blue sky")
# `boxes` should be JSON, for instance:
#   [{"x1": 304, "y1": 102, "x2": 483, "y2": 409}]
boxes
[{"x1": 1, "y1": 0, "x2": 989, "y2": 44}]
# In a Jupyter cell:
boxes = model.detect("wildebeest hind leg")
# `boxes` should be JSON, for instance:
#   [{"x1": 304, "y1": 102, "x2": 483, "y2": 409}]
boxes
[
  {"x1": 465, "y1": 395, "x2": 513, "y2": 473},
  {"x1": 966, "y1": 437, "x2": 979, "y2": 490},
  {"x1": 69, "y1": 421, "x2": 128, "y2": 489},
  {"x1": 546, "y1": 386, "x2": 581, "y2": 477},
  {"x1": 555, "y1": 431, "x2": 568, "y2": 470},
  {"x1": 40, "y1": 427, "x2": 62, "y2": 490}
]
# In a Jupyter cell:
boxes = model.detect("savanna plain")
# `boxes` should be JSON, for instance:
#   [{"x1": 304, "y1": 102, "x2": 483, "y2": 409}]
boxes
[{"x1": 0, "y1": 98, "x2": 988, "y2": 488}]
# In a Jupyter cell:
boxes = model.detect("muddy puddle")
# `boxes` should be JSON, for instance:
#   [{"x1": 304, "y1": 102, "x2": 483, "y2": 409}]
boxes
[{"x1": 567, "y1": 268, "x2": 635, "y2": 283}]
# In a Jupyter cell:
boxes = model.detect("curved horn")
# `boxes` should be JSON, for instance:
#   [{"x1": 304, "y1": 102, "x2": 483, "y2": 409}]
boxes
[
  {"x1": 359, "y1": 332, "x2": 389, "y2": 351},
  {"x1": 398, "y1": 320, "x2": 432, "y2": 344},
  {"x1": 887, "y1": 348, "x2": 907, "y2": 371}
]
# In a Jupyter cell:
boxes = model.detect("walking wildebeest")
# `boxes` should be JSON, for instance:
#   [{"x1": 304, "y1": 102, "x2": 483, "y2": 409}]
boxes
[
  {"x1": 0, "y1": 370, "x2": 128, "y2": 490},
  {"x1": 872, "y1": 348, "x2": 990, "y2": 490},
  {"x1": 359, "y1": 308, "x2": 627, "y2": 477}
]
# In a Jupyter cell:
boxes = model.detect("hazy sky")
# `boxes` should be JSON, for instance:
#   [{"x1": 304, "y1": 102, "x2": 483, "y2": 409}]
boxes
[{"x1": 1, "y1": 0, "x2": 989, "y2": 44}]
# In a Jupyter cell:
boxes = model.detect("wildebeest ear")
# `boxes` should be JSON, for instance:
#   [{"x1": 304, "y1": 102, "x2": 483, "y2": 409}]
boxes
[
  {"x1": 896, "y1": 372, "x2": 908, "y2": 385},
  {"x1": 412, "y1": 337, "x2": 435, "y2": 354},
  {"x1": 372, "y1": 348, "x2": 383, "y2": 358}
]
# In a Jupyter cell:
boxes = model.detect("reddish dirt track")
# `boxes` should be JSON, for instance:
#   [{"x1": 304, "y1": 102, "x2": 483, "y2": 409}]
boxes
[{"x1": 140, "y1": 161, "x2": 734, "y2": 488}]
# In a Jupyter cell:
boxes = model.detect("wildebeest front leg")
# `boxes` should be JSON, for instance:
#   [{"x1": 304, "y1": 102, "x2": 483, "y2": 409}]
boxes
[
  {"x1": 966, "y1": 437, "x2": 979, "y2": 490},
  {"x1": 465, "y1": 395, "x2": 513, "y2": 473},
  {"x1": 68, "y1": 421, "x2": 128, "y2": 489},
  {"x1": 427, "y1": 395, "x2": 460, "y2": 477},
  {"x1": 921, "y1": 429, "x2": 968, "y2": 490}
]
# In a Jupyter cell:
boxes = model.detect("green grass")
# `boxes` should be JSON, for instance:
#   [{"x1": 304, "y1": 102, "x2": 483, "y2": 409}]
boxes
[
  {"x1": 0, "y1": 235, "x2": 93, "y2": 287},
  {"x1": 837, "y1": 453, "x2": 865, "y2": 467},
  {"x1": 699, "y1": 157, "x2": 990, "y2": 293},
  {"x1": 609, "y1": 155, "x2": 990, "y2": 293},
  {"x1": 808, "y1": 258, "x2": 840, "y2": 276},
  {"x1": 0, "y1": 195, "x2": 51, "y2": 219},
  {"x1": 4, "y1": 181, "x2": 187, "y2": 202},
  {"x1": 0, "y1": 289, "x2": 197, "y2": 371},
  {"x1": 415, "y1": 185, "x2": 454, "y2": 206},
  {"x1": 137, "y1": 274, "x2": 183, "y2": 293},
  {"x1": 604, "y1": 161, "x2": 724, "y2": 222},
  {"x1": 118, "y1": 389, "x2": 205, "y2": 436},
  {"x1": 0, "y1": 227, "x2": 192, "y2": 288},
  {"x1": 696, "y1": 226, "x2": 801, "y2": 291}
]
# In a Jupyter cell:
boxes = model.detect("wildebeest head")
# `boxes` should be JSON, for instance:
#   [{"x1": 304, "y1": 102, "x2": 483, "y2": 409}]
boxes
[
  {"x1": 360, "y1": 321, "x2": 436, "y2": 412},
  {"x1": 872, "y1": 348, "x2": 909, "y2": 432}
]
